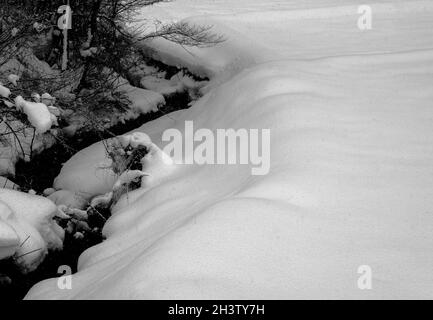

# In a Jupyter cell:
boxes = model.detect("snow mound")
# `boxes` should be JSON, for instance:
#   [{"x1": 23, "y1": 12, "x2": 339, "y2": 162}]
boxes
[
  {"x1": 15, "y1": 96, "x2": 53, "y2": 134},
  {"x1": 26, "y1": 0, "x2": 433, "y2": 299},
  {"x1": 0, "y1": 189, "x2": 64, "y2": 272},
  {"x1": 53, "y1": 141, "x2": 117, "y2": 199}
]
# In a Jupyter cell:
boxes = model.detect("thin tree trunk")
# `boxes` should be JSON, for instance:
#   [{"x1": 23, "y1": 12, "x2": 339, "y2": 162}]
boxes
[{"x1": 77, "y1": 0, "x2": 102, "y2": 91}]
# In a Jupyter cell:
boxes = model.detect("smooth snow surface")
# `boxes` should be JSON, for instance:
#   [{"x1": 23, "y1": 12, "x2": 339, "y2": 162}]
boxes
[{"x1": 27, "y1": 0, "x2": 433, "y2": 299}]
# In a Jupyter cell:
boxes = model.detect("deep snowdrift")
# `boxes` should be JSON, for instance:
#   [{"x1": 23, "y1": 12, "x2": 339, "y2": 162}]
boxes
[{"x1": 26, "y1": 0, "x2": 433, "y2": 299}]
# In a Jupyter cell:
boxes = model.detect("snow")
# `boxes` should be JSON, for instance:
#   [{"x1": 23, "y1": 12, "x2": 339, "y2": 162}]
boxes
[
  {"x1": 79, "y1": 47, "x2": 98, "y2": 58},
  {"x1": 123, "y1": 85, "x2": 165, "y2": 115},
  {"x1": 31, "y1": 93, "x2": 41, "y2": 103},
  {"x1": 0, "y1": 202, "x2": 20, "y2": 260},
  {"x1": 14, "y1": 96, "x2": 53, "y2": 134},
  {"x1": 27, "y1": 0, "x2": 433, "y2": 299},
  {"x1": 7, "y1": 74, "x2": 20, "y2": 86},
  {"x1": 0, "y1": 83, "x2": 11, "y2": 98},
  {"x1": 113, "y1": 170, "x2": 148, "y2": 191},
  {"x1": 0, "y1": 189, "x2": 64, "y2": 272},
  {"x1": 0, "y1": 221, "x2": 19, "y2": 260},
  {"x1": 48, "y1": 190, "x2": 89, "y2": 210},
  {"x1": 0, "y1": 176, "x2": 19, "y2": 190},
  {"x1": 140, "y1": 71, "x2": 206, "y2": 97},
  {"x1": 122, "y1": 132, "x2": 152, "y2": 149},
  {"x1": 108, "y1": 70, "x2": 166, "y2": 115},
  {"x1": 52, "y1": 141, "x2": 117, "y2": 198},
  {"x1": 11, "y1": 28, "x2": 19, "y2": 37},
  {"x1": 41, "y1": 93, "x2": 55, "y2": 106},
  {"x1": 0, "y1": 118, "x2": 56, "y2": 175}
]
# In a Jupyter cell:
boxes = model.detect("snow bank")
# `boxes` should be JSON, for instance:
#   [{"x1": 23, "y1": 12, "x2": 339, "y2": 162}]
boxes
[
  {"x1": 27, "y1": 0, "x2": 433, "y2": 299},
  {"x1": 140, "y1": 0, "x2": 433, "y2": 83},
  {"x1": 0, "y1": 189, "x2": 64, "y2": 272}
]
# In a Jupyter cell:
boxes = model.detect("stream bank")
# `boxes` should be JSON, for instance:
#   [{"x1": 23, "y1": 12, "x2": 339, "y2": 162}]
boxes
[{"x1": 0, "y1": 68, "x2": 205, "y2": 300}]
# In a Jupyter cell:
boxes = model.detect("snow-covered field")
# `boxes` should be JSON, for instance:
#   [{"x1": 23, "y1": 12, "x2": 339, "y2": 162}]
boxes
[{"x1": 25, "y1": 0, "x2": 433, "y2": 299}]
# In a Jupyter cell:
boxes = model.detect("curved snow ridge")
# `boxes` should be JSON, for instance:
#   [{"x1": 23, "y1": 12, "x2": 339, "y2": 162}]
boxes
[{"x1": 26, "y1": 44, "x2": 433, "y2": 298}]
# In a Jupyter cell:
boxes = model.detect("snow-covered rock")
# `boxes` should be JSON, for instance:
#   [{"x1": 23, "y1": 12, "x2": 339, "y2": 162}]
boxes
[
  {"x1": 41, "y1": 93, "x2": 55, "y2": 106},
  {"x1": 47, "y1": 105, "x2": 61, "y2": 117},
  {"x1": 106, "y1": 70, "x2": 166, "y2": 115},
  {"x1": 0, "y1": 189, "x2": 64, "y2": 272},
  {"x1": 124, "y1": 85, "x2": 165, "y2": 114},
  {"x1": 3, "y1": 100, "x2": 14, "y2": 108},
  {"x1": 15, "y1": 96, "x2": 53, "y2": 133},
  {"x1": 7, "y1": 74, "x2": 20, "y2": 86},
  {"x1": 113, "y1": 170, "x2": 148, "y2": 191},
  {"x1": 0, "y1": 83, "x2": 11, "y2": 98},
  {"x1": 0, "y1": 119, "x2": 56, "y2": 175},
  {"x1": 48, "y1": 190, "x2": 89, "y2": 210},
  {"x1": 140, "y1": 76, "x2": 175, "y2": 95},
  {"x1": 11, "y1": 28, "x2": 19, "y2": 37},
  {"x1": 43, "y1": 188, "x2": 56, "y2": 197},
  {"x1": 31, "y1": 93, "x2": 41, "y2": 103}
]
